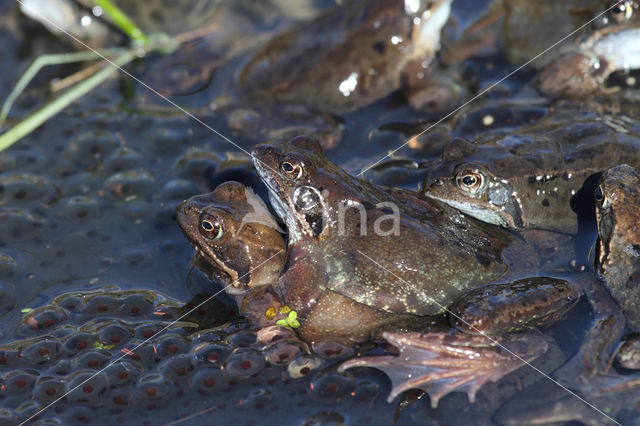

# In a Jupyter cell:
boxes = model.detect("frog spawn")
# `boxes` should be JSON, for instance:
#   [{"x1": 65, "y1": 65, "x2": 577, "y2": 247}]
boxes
[{"x1": 0, "y1": 288, "x2": 336, "y2": 424}]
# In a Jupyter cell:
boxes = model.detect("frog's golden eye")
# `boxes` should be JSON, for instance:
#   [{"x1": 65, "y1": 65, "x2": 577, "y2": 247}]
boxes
[
  {"x1": 457, "y1": 170, "x2": 483, "y2": 193},
  {"x1": 595, "y1": 185, "x2": 604, "y2": 203},
  {"x1": 280, "y1": 160, "x2": 303, "y2": 180},
  {"x1": 609, "y1": 1, "x2": 633, "y2": 22},
  {"x1": 200, "y1": 218, "x2": 223, "y2": 240}
]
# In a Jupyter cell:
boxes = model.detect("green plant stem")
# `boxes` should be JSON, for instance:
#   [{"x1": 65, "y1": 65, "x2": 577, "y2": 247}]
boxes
[
  {"x1": 0, "y1": 49, "x2": 125, "y2": 124},
  {"x1": 92, "y1": 0, "x2": 149, "y2": 45},
  {"x1": 0, "y1": 50, "x2": 136, "y2": 152}
]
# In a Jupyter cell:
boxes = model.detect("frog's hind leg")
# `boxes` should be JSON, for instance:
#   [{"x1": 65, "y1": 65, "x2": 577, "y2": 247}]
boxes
[{"x1": 339, "y1": 331, "x2": 547, "y2": 408}]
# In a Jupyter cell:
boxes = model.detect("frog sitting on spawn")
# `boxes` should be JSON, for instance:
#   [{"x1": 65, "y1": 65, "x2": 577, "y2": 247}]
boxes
[
  {"x1": 249, "y1": 135, "x2": 583, "y2": 407},
  {"x1": 176, "y1": 181, "x2": 289, "y2": 329}
]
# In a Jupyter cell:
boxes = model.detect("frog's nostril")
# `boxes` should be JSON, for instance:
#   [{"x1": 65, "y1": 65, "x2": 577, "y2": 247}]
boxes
[{"x1": 435, "y1": 179, "x2": 443, "y2": 186}]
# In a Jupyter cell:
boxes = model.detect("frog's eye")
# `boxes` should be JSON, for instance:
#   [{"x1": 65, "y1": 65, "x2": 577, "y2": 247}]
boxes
[
  {"x1": 200, "y1": 217, "x2": 223, "y2": 240},
  {"x1": 280, "y1": 159, "x2": 303, "y2": 180},
  {"x1": 595, "y1": 185, "x2": 605, "y2": 203},
  {"x1": 456, "y1": 170, "x2": 483, "y2": 193},
  {"x1": 609, "y1": 1, "x2": 633, "y2": 22}
]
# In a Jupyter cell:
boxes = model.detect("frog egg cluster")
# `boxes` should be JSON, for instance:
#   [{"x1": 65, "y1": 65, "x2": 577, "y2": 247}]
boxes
[
  {"x1": 0, "y1": 287, "x2": 348, "y2": 423},
  {"x1": 0, "y1": 108, "x2": 388, "y2": 423}
]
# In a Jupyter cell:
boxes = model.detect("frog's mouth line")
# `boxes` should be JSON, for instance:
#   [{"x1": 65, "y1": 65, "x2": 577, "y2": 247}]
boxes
[
  {"x1": 424, "y1": 192, "x2": 510, "y2": 228},
  {"x1": 182, "y1": 235, "x2": 248, "y2": 296}
]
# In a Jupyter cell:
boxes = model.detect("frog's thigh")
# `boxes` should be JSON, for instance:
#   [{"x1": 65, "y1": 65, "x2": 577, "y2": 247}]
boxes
[{"x1": 450, "y1": 277, "x2": 580, "y2": 334}]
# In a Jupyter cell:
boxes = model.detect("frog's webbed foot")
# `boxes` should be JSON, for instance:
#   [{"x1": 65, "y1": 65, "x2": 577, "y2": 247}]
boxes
[{"x1": 339, "y1": 331, "x2": 547, "y2": 408}]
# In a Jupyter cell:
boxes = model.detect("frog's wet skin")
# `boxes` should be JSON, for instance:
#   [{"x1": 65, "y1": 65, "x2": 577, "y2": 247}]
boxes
[
  {"x1": 211, "y1": 0, "x2": 454, "y2": 148},
  {"x1": 594, "y1": 164, "x2": 640, "y2": 326},
  {"x1": 251, "y1": 135, "x2": 580, "y2": 407},
  {"x1": 177, "y1": 181, "x2": 287, "y2": 327},
  {"x1": 538, "y1": 1, "x2": 640, "y2": 98},
  {"x1": 498, "y1": 165, "x2": 640, "y2": 425},
  {"x1": 235, "y1": 0, "x2": 452, "y2": 113},
  {"x1": 423, "y1": 120, "x2": 640, "y2": 235}
]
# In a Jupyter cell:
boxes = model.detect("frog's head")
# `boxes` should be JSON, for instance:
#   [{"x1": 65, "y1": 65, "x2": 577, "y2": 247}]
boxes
[
  {"x1": 177, "y1": 181, "x2": 285, "y2": 294},
  {"x1": 423, "y1": 140, "x2": 523, "y2": 229},
  {"x1": 594, "y1": 1, "x2": 639, "y2": 31},
  {"x1": 252, "y1": 136, "x2": 352, "y2": 244},
  {"x1": 595, "y1": 164, "x2": 640, "y2": 285}
]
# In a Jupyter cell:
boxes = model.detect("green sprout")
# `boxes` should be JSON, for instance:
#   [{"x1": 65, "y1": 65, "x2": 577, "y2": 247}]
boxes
[
  {"x1": 276, "y1": 309, "x2": 300, "y2": 329},
  {"x1": 93, "y1": 0, "x2": 149, "y2": 46},
  {"x1": 93, "y1": 341, "x2": 116, "y2": 350}
]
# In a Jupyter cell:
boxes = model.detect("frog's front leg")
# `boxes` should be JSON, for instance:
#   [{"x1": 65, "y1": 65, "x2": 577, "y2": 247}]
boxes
[{"x1": 340, "y1": 277, "x2": 579, "y2": 407}]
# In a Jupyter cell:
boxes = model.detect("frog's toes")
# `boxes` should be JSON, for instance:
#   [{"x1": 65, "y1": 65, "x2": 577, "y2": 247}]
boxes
[{"x1": 338, "y1": 331, "x2": 547, "y2": 408}]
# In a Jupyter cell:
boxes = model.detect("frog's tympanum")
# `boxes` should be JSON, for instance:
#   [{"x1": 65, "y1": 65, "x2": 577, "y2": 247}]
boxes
[
  {"x1": 423, "y1": 122, "x2": 640, "y2": 234},
  {"x1": 177, "y1": 181, "x2": 287, "y2": 327},
  {"x1": 251, "y1": 135, "x2": 578, "y2": 406},
  {"x1": 538, "y1": 1, "x2": 640, "y2": 98}
]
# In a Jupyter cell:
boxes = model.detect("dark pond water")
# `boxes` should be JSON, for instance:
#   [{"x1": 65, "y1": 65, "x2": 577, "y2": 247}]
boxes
[{"x1": 1, "y1": 0, "x2": 640, "y2": 425}]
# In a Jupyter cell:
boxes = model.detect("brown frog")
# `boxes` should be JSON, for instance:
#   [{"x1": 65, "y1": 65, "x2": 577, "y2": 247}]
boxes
[
  {"x1": 595, "y1": 164, "x2": 640, "y2": 324},
  {"x1": 177, "y1": 181, "x2": 287, "y2": 327},
  {"x1": 496, "y1": 166, "x2": 640, "y2": 425},
  {"x1": 594, "y1": 164, "x2": 640, "y2": 371},
  {"x1": 422, "y1": 119, "x2": 640, "y2": 234},
  {"x1": 538, "y1": 1, "x2": 640, "y2": 98},
  {"x1": 251, "y1": 135, "x2": 579, "y2": 406},
  {"x1": 211, "y1": 0, "x2": 455, "y2": 148}
]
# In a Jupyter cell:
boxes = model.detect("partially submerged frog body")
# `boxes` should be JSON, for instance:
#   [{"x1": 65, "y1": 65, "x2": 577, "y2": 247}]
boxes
[
  {"x1": 538, "y1": 1, "x2": 640, "y2": 98},
  {"x1": 213, "y1": 0, "x2": 455, "y2": 147},
  {"x1": 499, "y1": 166, "x2": 640, "y2": 425},
  {"x1": 177, "y1": 181, "x2": 287, "y2": 327},
  {"x1": 252, "y1": 135, "x2": 579, "y2": 406},
  {"x1": 595, "y1": 164, "x2": 640, "y2": 326},
  {"x1": 235, "y1": 0, "x2": 452, "y2": 113},
  {"x1": 423, "y1": 121, "x2": 640, "y2": 234},
  {"x1": 593, "y1": 164, "x2": 640, "y2": 371},
  {"x1": 252, "y1": 136, "x2": 520, "y2": 320}
]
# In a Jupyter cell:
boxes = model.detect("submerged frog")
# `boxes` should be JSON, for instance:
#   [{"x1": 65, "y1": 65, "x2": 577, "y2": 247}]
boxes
[
  {"x1": 595, "y1": 164, "x2": 640, "y2": 323},
  {"x1": 251, "y1": 135, "x2": 579, "y2": 406},
  {"x1": 177, "y1": 181, "x2": 287, "y2": 327},
  {"x1": 423, "y1": 120, "x2": 640, "y2": 234},
  {"x1": 211, "y1": 0, "x2": 454, "y2": 147},
  {"x1": 538, "y1": 0, "x2": 640, "y2": 98},
  {"x1": 233, "y1": 0, "x2": 452, "y2": 113},
  {"x1": 496, "y1": 166, "x2": 640, "y2": 425}
]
